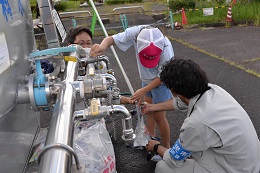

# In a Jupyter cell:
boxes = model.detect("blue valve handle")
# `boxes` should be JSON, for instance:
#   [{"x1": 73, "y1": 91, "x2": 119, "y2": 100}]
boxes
[
  {"x1": 28, "y1": 46, "x2": 81, "y2": 108},
  {"x1": 28, "y1": 46, "x2": 77, "y2": 61}
]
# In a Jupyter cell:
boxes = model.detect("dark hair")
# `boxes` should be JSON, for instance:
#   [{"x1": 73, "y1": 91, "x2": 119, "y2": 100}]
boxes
[
  {"x1": 66, "y1": 25, "x2": 92, "y2": 44},
  {"x1": 160, "y1": 58, "x2": 209, "y2": 99}
]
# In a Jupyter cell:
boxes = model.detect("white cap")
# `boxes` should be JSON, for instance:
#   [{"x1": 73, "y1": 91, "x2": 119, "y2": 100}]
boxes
[{"x1": 137, "y1": 27, "x2": 164, "y2": 68}]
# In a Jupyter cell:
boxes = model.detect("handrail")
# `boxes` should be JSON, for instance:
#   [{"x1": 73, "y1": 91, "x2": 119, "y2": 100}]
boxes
[
  {"x1": 113, "y1": 6, "x2": 144, "y2": 20},
  {"x1": 37, "y1": 143, "x2": 81, "y2": 170},
  {"x1": 59, "y1": 10, "x2": 92, "y2": 18}
]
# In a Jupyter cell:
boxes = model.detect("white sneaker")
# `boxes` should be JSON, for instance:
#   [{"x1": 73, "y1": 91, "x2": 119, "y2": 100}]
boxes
[{"x1": 151, "y1": 155, "x2": 163, "y2": 162}]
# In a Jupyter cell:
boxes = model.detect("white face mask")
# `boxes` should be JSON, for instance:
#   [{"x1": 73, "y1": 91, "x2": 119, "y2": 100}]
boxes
[{"x1": 174, "y1": 95, "x2": 188, "y2": 112}]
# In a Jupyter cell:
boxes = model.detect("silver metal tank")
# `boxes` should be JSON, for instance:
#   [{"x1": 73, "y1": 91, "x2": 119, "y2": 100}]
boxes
[{"x1": 0, "y1": 1, "x2": 39, "y2": 172}]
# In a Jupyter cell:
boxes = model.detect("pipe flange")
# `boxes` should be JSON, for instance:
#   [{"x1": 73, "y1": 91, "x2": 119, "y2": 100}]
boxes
[
  {"x1": 28, "y1": 74, "x2": 38, "y2": 111},
  {"x1": 122, "y1": 133, "x2": 136, "y2": 141},
  {"x1": 45, "y1": 77, "x2": 51, "y2": 102}
]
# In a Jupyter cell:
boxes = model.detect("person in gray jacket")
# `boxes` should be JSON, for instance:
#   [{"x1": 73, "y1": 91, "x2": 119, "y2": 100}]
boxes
[{"x1": 144, "y1": 58, "x2": 260, "y2": 173}]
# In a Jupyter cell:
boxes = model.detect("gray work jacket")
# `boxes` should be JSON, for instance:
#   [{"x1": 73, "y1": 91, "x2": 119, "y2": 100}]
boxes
[{"x1": 165, "y1": 84, "x2": 260, "y2": 173}]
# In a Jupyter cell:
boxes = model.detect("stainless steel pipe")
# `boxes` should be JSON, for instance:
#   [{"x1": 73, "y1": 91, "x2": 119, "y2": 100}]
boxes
[
  {"x1": 38, "y1": 53, "x2": 79, "y2": 173},
  {"x1": 110, "y1": 105, "x2": 135, "y2": 141}
]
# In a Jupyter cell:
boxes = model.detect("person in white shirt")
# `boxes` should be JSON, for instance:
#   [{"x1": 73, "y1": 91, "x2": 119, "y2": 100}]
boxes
[
  {"x1": 90, "y1": 25, "x2": 174, "y2": 149},
  {"x1": 143, "y1": 58, "x2": 260, "y2": 173}
]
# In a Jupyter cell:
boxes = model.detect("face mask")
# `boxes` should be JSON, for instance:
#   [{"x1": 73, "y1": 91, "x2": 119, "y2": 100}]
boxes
[{"x1": 174, "y1": 95, "x2": 188, "y2": 112}]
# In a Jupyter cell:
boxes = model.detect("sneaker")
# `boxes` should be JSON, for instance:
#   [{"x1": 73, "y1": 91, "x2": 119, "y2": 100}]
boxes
[{"x1": 151, "y1": 155, "x2": 163, "y2": 162}]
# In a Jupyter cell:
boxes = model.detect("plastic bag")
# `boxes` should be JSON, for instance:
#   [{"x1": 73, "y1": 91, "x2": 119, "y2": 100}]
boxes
[
  {"x1": 133, "y1": 105, "x2": 150, "y2": 149},
  {"x1": 73, "y1": 119, "x2": 116, "y2": 173}
]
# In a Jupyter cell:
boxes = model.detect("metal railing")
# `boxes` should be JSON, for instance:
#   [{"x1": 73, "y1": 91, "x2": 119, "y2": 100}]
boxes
[
  {"x1": 113, "y1": 6, "x2": 144, "y2": 20},
  {"x1": 59, "y1": 10, "x2": 92, "y2": 18}
]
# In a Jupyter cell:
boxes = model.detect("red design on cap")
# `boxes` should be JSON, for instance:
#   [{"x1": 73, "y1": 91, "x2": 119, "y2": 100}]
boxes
[{"x1": 138, "y1": 42, "x2": 162, "y2": 68}]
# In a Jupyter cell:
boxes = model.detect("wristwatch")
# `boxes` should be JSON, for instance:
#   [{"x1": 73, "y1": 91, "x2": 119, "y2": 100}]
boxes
[{"x1": 153, "y1": 144, "x2": 161, "y2": 155}]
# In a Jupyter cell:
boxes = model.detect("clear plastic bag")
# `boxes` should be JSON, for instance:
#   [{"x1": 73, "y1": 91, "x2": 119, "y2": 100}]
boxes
[
  {"x1": 74, "y1": 119, "x2": 116, "y2": 173},
  {"x1": 133, "y1": 105, "x2": 150, "y2": 149}
]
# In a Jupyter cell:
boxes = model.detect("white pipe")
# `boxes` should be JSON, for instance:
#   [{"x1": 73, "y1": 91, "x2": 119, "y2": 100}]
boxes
[{"x1": 88, "y1": 0, "x2": 134, "y2": 95}]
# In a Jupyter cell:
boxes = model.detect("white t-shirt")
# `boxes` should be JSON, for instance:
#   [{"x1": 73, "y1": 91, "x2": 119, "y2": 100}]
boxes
[{"x1": 112, "y1": 25, "x2": 174, "y2": 84}]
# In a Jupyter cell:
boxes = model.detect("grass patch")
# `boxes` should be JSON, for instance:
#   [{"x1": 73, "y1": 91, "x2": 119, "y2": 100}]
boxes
[
  {"x1": 30, "y1": 0, "x2": 259, "y2": 26},
  {"x1": 170, "y1": 2, "x2": 260, "y2": 25}
]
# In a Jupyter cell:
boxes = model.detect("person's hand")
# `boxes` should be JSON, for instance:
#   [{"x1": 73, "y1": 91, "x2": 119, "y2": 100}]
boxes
[
  {"x1": 90, "y1": 43, "x2": 106, "y2": 57},
  {"x1": 120, "y1": 96, "x2": 135, "y2": 104},
  {"x1": 130, "y1": 88, "x2": 146, "y2": 104},
  {"x1": 146, "y1": 140, "x2": 160, "y2": 152},
  {"x1": 141, "y1": 102, "x2": 152, "y2": 115}
]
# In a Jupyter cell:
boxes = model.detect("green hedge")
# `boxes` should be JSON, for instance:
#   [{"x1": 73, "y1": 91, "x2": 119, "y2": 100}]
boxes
[
  {"x1": 169, "y1": 0, "x2": 195, "y2": 12},
  {"x1": 54, "y1": 2, "x2": 68, "y2": 12},
  {"x1": 105, "y1": 0, "x2": 143, "y2": 5},
  {"x1": 30, "y1": 0, "x2": 37, "y2": 15}
]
